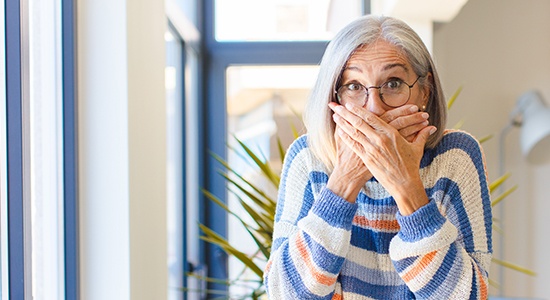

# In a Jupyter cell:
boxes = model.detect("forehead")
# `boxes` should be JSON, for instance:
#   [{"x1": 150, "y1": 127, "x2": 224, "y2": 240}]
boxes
[{"x1": 345, "y1": 39, "x2": 411, "y2": 72}]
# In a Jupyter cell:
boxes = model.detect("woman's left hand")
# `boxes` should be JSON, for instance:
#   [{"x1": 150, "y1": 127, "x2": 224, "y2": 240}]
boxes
[{"x1": 329, "y1": 102, "x2": 437, "y2": 215}]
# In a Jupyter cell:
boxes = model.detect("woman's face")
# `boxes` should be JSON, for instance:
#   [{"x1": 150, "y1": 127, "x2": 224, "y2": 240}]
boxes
[{"x1": 339, "y1": 39, "x2": 429, "y2": 116}]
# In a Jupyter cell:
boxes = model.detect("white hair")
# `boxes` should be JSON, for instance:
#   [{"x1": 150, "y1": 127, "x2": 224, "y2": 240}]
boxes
[{"x1": 303, "y1": 15, "x2": 447, "y2": 171}]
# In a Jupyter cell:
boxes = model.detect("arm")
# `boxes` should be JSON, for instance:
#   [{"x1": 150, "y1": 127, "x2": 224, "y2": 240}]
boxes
[
  {"x1": 389, "y1": 131, "x2": 492, "y2": 299},
  {"x1": 264, "y1": 136, "x2": 357, "y2": 299}
]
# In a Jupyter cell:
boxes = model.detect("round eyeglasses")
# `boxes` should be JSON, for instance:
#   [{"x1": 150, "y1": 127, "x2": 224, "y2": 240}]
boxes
[{"x1": 335, "y1": 75, "x2": 422, "y2": 108}]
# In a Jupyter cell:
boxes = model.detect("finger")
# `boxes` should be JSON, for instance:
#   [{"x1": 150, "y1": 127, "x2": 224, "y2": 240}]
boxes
[
  {"x1": 413, "y1": 126, "x2": 437, "y2": 147},
  {"x1": 343, "y1": 103, "x2": 388, "y2": 133},
  {"x1": 330, "y1": 103, "x2": 378, "y2": 136},
  {"x1": 380, "y1": 104, "x2": 419, "y2": 123},
  {"x1": 332, "y1": 113, "x2": 373, "y2": 146},
  {"x1": 398, "y1": 120, "x2": 429, "y2": 138},
  {"x1": 388, "y1": 112, "x2": 430, "y2": 131}
]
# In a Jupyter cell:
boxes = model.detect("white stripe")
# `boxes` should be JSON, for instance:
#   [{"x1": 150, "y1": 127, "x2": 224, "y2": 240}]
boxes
[
  {"x1": 446, "y1": 250, "x2": 475, "y2": 299},
  {"x1": 389, "y1": 219, "x2": 458, "y2": 260},
  {"x1": 419, "y1": 148, "x2": 490, "y2": 251},
  {"x1": 279, "y1": 150, "x2": 312, "y2": 224},
  {"x1": 346, "y1": 245, "x2": 395, "y2": 272},
  {"x1": 298, "y1": 212, "x2": 352, "y2": 256},
  {"x1": 289, "y1": 231, "x2": 336, "y2": 297}
]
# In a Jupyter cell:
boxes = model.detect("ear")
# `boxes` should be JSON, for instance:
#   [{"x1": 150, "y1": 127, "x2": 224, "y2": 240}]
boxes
[{"x1": 421, "y1": 72, "x2": 433, "y2": 108}]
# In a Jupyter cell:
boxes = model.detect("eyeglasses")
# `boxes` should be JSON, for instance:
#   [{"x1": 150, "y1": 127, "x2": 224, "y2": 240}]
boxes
[{"x1": 335, "y1": 75, "x2": 422, "y2": 108}]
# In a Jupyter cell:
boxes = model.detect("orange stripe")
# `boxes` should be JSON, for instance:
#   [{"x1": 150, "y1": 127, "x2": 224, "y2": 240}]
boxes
[
  {"x1": 474, "y1": 264, "x2": 488, "y2": 299},
  {"x1": 353, "y1": 215, "x2": 400, "y2": 231},
  {"x1": 401, "y1": 251, "x2": 437, "y2": 282},
  {"x1": 331, "y1": 292, "x2": 343, "y2": 300},
  {"x1": 264, "y1": 259, "x2": 272, "y2": 275},
  {"x1": 295, "y1": 233, "x2": 337, "y2": 286}
]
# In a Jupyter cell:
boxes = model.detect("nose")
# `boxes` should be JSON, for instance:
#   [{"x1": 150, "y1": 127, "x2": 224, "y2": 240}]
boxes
[{"x1": 365, "y1": 89, "x2": 387, "y2": 116}]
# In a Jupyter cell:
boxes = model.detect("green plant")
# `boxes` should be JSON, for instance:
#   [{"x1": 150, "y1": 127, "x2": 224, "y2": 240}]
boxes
[
  {"x1": 190, "y1": 88, "x2": 535, "y2": 298},
  {"x1": 187, "y1": 136, "x2": 288, "y2": 299}
]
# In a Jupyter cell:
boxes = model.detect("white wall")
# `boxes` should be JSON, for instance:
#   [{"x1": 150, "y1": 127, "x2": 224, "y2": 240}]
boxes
[
  {"x1": 77, "y1": 0, "x2": 167, "y2": 299},
  {"x1": 433, "y1": 0, "x2": 550, "y2": 297}
]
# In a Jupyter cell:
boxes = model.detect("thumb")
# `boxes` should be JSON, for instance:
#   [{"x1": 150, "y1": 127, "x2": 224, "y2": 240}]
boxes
[{"x1": 413, "y1": 126, "x2": 437, "y2": 146}]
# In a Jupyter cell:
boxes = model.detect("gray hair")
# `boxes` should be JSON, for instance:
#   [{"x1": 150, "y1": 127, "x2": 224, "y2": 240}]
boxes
[{"x1": 303, "y1": 15, "x2": 447, "y2": 171}]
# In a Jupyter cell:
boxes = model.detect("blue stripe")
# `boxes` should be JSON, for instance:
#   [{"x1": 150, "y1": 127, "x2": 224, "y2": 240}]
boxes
[
  {"x1": 469, "y1": 263, "x2": 479, "y2": 300},
  {"x1": 275, "y1": 135, "x2": 308, "y2": 222},
  {"x1": 416, "y1": 243, "x2": 458, "y2": 298},
  {"x1": 340, "y1": 275, "x2": 412, "y2": 299},
  {"x1": 341, "y1": 259, "x2": 403, "y2": 285},
  {"x1": 393, "y1": 256, "x2": 418, "y2": 273},
  {"x1": 302, "y1": 231, "x2": 345, "y2": 274},
  {"x1": 280, "y1": 246, "x2": 334, "y2": 299},
  {"x1": 350, "y1": 226, "x2": 395, "y2": 254},
  {"x1": 422, "y1": 131, "x2": 492, "y2": 252},
  {"x1": 426, "y1": 178, "x2": 478, "y2": 251}
]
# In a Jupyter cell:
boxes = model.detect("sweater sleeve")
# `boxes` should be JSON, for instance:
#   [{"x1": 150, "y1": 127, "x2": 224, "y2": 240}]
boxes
[
  {"x1": 263, "y1": 136, "x2": 358, "y2": 299},
  {"x1": 389, "y1": 130, "x2": 493, "y2": 299}
]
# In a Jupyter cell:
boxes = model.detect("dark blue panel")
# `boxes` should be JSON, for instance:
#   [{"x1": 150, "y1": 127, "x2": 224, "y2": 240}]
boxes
[
  {"x1": 5, "y1": 0, "x2": 26, "y2": 299},
  {"x1": 61, "y1": 0, "x2": 79, "y2": 299}
]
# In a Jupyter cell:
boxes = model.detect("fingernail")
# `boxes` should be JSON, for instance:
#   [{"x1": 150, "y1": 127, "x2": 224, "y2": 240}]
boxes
[
  {"x1": 345, "y1": 103, "x2": 354, "y2": 110},
  {"x1": 429, "y1": 127, "x2": 437, "y2": 135},
  {"x1": 421, "y1": 112, "x2": 429, "y2": 119},
  {"x1": 409, "y1": 105, "x2": 419, "y2": 113}
]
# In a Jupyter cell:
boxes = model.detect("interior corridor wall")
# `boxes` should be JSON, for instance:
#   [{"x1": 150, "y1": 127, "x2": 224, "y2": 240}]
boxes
[{"x1": 433, "y1": 0, "x2": 550, "y2": 297}]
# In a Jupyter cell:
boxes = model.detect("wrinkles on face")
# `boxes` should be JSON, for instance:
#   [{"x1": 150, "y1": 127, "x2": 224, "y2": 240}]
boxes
[{"x1": 341, "y1": 39, "x2": 424, "y2": 116}]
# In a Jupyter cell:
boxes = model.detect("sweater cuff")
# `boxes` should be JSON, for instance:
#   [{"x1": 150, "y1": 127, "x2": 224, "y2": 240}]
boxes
[
  {"x1": 311, "y1": 187, "x2": 358, "y2": 231},
  {"x1": 396, "y1": 199, "x2": 446, "y2": 242}
]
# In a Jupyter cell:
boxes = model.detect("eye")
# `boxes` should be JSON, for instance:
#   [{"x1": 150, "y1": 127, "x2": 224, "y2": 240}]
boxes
[
  {"x1": 385, "y1": 79, "x2": 404, "y2": 90},
  {"x1": 345, "y1": 83, "x2": 363, "y2": 92}
]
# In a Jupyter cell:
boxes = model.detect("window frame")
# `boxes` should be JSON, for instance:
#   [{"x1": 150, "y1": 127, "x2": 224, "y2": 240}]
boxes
[{"x1": 4, "y1": 0, "x2": 79, "y2": 298}]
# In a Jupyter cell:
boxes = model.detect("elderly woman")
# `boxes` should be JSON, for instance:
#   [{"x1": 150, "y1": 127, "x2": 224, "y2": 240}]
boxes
[{"x1": 263, "y1": 15, "x2": 492, "y2": 299}]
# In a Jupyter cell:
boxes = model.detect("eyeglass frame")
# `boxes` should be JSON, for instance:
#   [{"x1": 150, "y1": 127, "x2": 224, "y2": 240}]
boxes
[{"x1": 334, "y1": 75, "x2": 423, "y2": 108}]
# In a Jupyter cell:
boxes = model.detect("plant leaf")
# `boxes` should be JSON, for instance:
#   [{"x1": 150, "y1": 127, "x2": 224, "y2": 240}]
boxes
[
  {"x1": 477, "y1": 134, "x2": 493, "y2": 144},
  {"x1": 489, "y1": 173, "x2": 511, "y2": 193},
  {"x1": 447, "y1": 86, "x2": 463, "y2": 109},
  {"x1": 453, "y1": 119, "x2": 465, "y2": 129},
  {"x1": 492, "y1": 258, "x2": 537, "y2": 276},
  {"x1": 199, "y1": 224, "x2": 264, "y2": 278},
  {"x1": 491, "y1": 185, "x2": 518, "y2": 207}
]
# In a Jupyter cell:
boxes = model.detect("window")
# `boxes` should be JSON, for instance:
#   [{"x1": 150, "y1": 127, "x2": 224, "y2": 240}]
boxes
[
  {"x1": 202, "y1": 0, "x2": 370, "y2": 296},
  {"x1": 215, "y1": 0, "x2": 364, "y2": 41},
  {"x1": 166, "y1": 0, "x2": 204, "y2": 298},
  {"x1": 3, "y1": 0, "x2": 77, "y2": 298},
  {"x1": 225, "y1": 65, "x2": 318, "y2": 296}
]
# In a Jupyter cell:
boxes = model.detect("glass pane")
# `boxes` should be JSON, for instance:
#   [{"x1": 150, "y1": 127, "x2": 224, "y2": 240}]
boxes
[
  {"x1": 215, "y1": 0, "x2": 363, "y2": 41},
  {"x1": 173, "y1": 0, "x2": 198, "y2": 27},
  {"x1": 165, "y1": 28, "x2": 184, "y2": 300},
  {"x1": 29, "y1": 0, "x2": 65, "y2": 298},
  {"x1": 225, "y1": 65, "x2": 318, "y2": 296},
  {"x1": 183, "y1": 47, "x2": 203, "y2": 300}
]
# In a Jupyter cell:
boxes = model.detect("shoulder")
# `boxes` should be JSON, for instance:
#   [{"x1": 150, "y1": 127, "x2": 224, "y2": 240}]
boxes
[
  {"x1": 438, "y1": 129, "x2": 484, "y2": 157},
  {"x1": 422, "y1": 129, "x2": 486, "y2": 168},
  {"x1": 281, "y1": 134, "x2": 311, "y2": 167}
]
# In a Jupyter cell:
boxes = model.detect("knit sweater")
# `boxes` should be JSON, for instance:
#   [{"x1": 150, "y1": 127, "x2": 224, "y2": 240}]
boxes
[{"x1": 263, "y1": 130, "x2": 492, "y2": 299}]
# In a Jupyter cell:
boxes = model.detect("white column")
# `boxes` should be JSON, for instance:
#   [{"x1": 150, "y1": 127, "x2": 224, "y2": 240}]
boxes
[{"x1": 77, "y1": 0, "x2": 167, "y2": 298}]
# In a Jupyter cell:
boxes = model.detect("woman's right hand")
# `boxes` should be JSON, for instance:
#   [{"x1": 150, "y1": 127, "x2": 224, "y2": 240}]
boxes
[
  {"x1": 326, "y1": 104, "x2": 429, "y2": 203},
  {"x1": 379, "y1": 104, "x2": 430, "y2": 142}
]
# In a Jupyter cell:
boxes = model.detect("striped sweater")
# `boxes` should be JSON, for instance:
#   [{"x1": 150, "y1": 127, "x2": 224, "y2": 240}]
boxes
[{"x1": 263, "y1": 130, "x2": 492, "y2": 299}]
